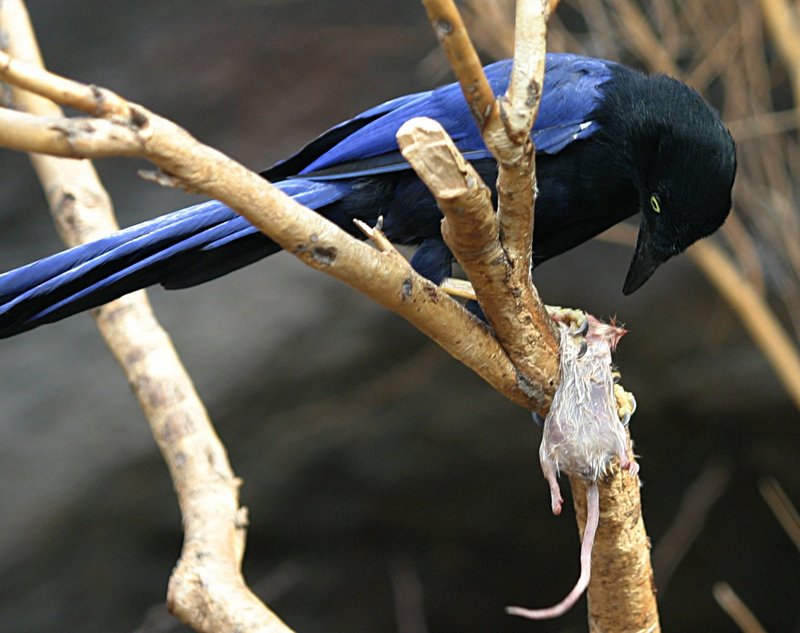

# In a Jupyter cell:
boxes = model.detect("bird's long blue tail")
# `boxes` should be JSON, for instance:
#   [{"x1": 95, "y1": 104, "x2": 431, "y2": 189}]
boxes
[{"x1": 0, "y1": 178, "x2": 351, "y2": 338}]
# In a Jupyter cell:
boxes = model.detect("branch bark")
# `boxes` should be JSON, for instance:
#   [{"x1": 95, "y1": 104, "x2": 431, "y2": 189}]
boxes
[
  {"x1": 396, "y1": 117, "x2": 557, "y2": 404},
  {"x1": 0, "y1": 47, "x2": 548, "y2": 411},
  {"x1": 0, "y1": 2, "x2": 292, "y2": 631},
  {"x1": 412, "y1": 3, "x2": 657, "y2": 630},
  {"x1": 0, "y1": 0, "x2": 660, "y2": 630},
  {"x1": 417, "y1": 0, "x2": 559, "y2": 404},
  {"x1": 570, "y1": 449, "x2": 659, "y2": 633}
]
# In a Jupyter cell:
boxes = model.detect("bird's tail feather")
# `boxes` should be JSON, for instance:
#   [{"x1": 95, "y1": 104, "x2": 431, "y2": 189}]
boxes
[{"x1": 0, "y1": 179, "x2": 349, "y2": 338}]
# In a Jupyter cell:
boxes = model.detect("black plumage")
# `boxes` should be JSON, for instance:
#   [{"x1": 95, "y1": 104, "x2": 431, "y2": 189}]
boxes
[{"x1": 0, "y1": 54, "x2": 736, "y2": 337}]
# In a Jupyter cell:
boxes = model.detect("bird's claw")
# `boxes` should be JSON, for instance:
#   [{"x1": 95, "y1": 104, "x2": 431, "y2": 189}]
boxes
[
  {"x1": 546, "y1": 307, "x2": 589, "y2": 358},
  {"x1": 546, "y1": 306, "x2": 587, "y2": 331},
  {"x1": 615, "y1": 384, "x2": 636, "y2": 426}
]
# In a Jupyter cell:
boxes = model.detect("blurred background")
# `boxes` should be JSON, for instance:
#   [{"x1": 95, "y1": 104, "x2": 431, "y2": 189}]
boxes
[{"x1": 0, "y1": 0, "x2": 798, "y2": 631}]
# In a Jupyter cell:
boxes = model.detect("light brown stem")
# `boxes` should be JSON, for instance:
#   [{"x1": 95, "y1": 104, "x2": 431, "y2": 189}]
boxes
[
  {"x1": 414, "y1": 0, "x2": 560, "y2": 406},
  {"x1": 0, "y1": 1, "x2": 292, "y2": 631},
  {"x1": 397, "y1": 117, "x2": 558, "y2": 407},
  {"x1": 689, "y1": 240, "x2": 800, "y2": 409},
  {"x1": 0, "y1": 48, "x2": 545, "y2": 411},
  {"x1": 420, "y1": 0, "x2": 498, "y2": 131},
  {"x1": 569, "y1": 452, "x2": 660, "y2": 632}
]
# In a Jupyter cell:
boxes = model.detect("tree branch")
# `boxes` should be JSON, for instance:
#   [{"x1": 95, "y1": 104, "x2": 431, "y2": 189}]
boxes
[
  {"x1": 570, "y1": 459, "x2": 660, "y2": 633},
  {"x1": 0, "y1": 1, "x2": 294, "y2": 631},
  {"x1": 397, "y1": 117, "x2": 557, "y2": 403},
  {"x1": 0, "y1": 1, "x2": 659, "y2": 630},
  {"x1": 411, "y1": 3, "x2": 657, "y2": 629},
  {"x1": 0, "y1": 46, "x2": 548, "y2": 411},
  {"x1": 415, "y1": 0, "x2": 559, "y2": 405}
]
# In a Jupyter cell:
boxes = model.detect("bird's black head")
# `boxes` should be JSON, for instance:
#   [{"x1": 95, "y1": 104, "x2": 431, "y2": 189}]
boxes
[{"x1": 602, "y1": 70, "x2": 737, "y2": 294}]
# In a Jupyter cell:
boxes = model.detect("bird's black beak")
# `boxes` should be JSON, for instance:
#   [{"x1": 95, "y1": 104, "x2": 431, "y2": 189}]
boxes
[{"x1": 623, "y1": 218, "x2": 661, "y2": 295}]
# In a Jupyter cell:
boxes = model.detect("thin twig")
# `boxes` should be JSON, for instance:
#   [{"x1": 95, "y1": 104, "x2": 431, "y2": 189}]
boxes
[
  {"x1": 713, "y1": 582, "x2": 770, "y2": 633},
  {"x1": 689, "y1": 240, "x2": 800, "y2": 410},
  {"x1": 759, "y1": 477, "x2": 800, "y2": 553},
  {"x1": 420, "y1": 0, "x2": 497, "y2": 130},
  {"x1": 652, "y1": 460, "x2": 732, "y2": 595}
]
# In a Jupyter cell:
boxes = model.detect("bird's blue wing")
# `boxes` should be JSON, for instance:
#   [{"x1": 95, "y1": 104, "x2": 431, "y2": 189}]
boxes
[
  {"x1": 285, "y1": 53, "x2": 615, "y2": 179},
  {"x1": 0, "y1": 179, "x2": 350, "y2": 335},
  {"x1": 0, "y1": 54, "x2": 617, "y2": 337}
]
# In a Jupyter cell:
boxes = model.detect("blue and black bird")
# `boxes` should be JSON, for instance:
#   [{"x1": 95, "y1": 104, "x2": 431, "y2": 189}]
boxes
[{"x1": 0, "y1": 54, "x2": 736, "y2": 338}]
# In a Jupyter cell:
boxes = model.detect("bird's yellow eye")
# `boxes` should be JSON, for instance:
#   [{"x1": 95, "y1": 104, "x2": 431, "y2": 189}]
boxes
[{"x1": 650, "y1": 194, "x2": 662, "y2": 214}]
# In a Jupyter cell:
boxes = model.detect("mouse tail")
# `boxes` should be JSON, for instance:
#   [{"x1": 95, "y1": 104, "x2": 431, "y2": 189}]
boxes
[{"x1": 506, "y1": 481, "x2": 599, "y2": 620}]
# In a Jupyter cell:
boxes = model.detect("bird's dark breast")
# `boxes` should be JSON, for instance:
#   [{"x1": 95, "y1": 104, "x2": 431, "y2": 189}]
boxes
[
  {"x1": 529, "y1": 137, "x2": 638, "y2": 264},
  {"x1": 317, "y1": 133, "x2": 638, "y2": 268}
]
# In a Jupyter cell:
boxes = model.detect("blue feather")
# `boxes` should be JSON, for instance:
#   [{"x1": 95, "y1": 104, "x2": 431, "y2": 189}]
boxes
[
  {"x1": 0, "y1": 53, "x2": 616, "y2": 337},
  {"x1": 299, "y1": 54, "x2": 612, "y2": 176}
]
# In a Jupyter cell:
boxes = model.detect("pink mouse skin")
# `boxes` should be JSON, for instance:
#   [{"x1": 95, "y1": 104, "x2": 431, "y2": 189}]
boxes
[{"x1": 507, "y1": 314, "x2": 639, "y2": 620}]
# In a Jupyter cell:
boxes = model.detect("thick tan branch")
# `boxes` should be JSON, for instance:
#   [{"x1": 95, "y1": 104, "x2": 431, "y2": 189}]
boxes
[
  {"x1": 398, "y1": 117, "x2": 558, "y2": 409},
  {"x1": 0, "y1": 1, "x2": 293, "y2": 631},
  {"x1": 414, "y1": 2, "x2": 560, "y2": 409},
  {"x1": 0, "y1": 46, "x2": 543, "y2": 411},
  {"x1": 416, "y1": 5, "x2": 658, "y2": 629},
  {"x1": 569, "y1": 455, "x2": 660, "y2": 633},
  {"x1": 420, "y1": 0, "x2": 497, "y2": 130}
]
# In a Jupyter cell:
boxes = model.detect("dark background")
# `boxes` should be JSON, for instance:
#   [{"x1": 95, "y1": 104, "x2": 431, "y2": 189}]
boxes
[{"x1": 0, "y1": 1, "x2": 797, "y2": 632}]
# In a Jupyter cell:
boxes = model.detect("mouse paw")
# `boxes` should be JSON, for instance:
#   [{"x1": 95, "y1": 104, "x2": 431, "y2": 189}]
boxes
[
  {"x1": 620, "y1": 455, "x2": 640, "y2": 478},
  {"x1": 547, "y1": 480, "x2": 564, "y2": 515}
]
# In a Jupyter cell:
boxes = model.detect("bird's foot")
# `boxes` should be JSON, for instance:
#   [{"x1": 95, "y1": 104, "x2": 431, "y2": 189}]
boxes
[
  {"x1": 615, "y1": 384, "x2": 637, "y2": 426},
  {"x1": 546, "y1": 306, "x2": 588, "y2": 333},
  {"x1": 548, "y1": 307, "x2": 589, "y2": 358}
]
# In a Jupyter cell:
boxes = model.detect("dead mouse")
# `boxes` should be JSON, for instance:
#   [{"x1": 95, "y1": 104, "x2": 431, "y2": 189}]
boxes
[{"x1": 507, "y1": 313, "x2": 639, "y2": 620}]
